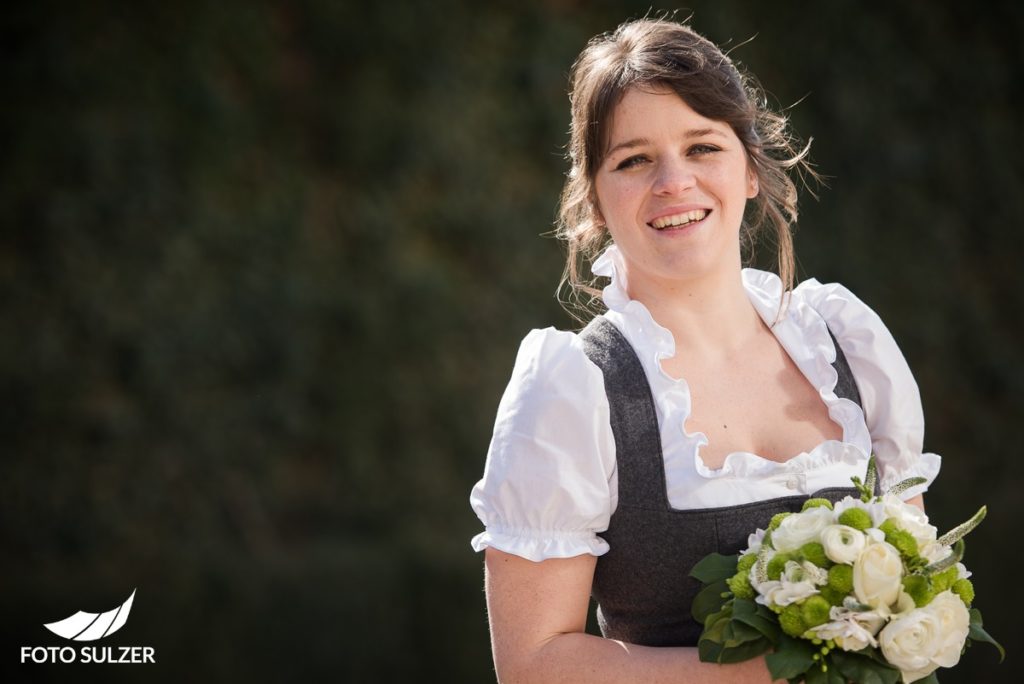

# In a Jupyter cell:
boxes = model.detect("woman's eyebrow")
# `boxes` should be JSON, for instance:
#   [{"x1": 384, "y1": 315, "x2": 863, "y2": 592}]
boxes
[{"x1": 605, "y1": 128, "x2": 728, "y2": 157}]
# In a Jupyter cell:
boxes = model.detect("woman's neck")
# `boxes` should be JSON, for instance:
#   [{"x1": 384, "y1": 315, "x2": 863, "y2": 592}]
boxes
[{"x1": 625, "y1": 263, "x2": 764, "y2": 363}]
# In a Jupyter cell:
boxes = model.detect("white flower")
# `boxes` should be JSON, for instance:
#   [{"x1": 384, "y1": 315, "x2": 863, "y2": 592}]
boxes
[
  {"x1": 820, "y1": 524, "x2": 867, "y2": 565},
  {"x1": 955, "y1": 562, "x2": 972, "y2": 580},
  {"x1": 878, "y1": 591, "x2": 970, "y2": 683},
  {"x1": 813, "y1": 600, "x2": 891, "y2": 651},
  {"x1": 755, "y1": 560, "x2": 827, "y2": 607},
  {"x1": 880, "y1": 494, "x2": 938, "y2": 547},
  {"x1": 853, "y1": 540, "x2": 904, "y2": 611},
  {"x1": 770, "y1": 506, "x2": 835, "y2": 552},
  {"x1": 743, "y1": 528, "x2": 766, "y2": 556},
  {"x1": 783, "y1": 559, "x2": 829, "y2": 586}
]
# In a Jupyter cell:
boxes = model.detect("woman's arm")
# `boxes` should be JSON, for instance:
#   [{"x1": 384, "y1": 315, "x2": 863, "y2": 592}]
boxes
[{"x1": 484, "y1": 548, "x2": 778, "y2": 684}]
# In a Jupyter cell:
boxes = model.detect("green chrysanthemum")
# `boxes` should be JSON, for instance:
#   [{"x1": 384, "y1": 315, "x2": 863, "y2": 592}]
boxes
[
  {"x1": 737, "y1": 553, "x2": 757, "y2": 573},
  {"x1": 837, "y1": 507, "x2": 872, "y2": 531},
  {"x1": 819, "y1": 585, "x2": 846, "y2": 606},
  {"x1": 878, "y1": 518, "x2": 900, "y2": 536},
  {"x1": 902, "y1": 574, "x2": 935, "y2": 607},
  {"x1": 885, "y1": 529, "x2": 919, "y2": 560},
  {"x1": 768, "y1": 512, "x2": 792, "y2": 532},
  {"x1": 767, "y1": 553, "x2": 792, "y2": 581},
  {"x1": 779, "y1": 603, "x2": 807, "y2": 637},
  {"x1": 802, "y1": 498, "x2": 834, "y2": 511},
  {"x1": 727, "y1": 569, "x2": 755, "y2": 600},
  {"x1": 827, "y1": 564, "x2": 854, "y2": 594},
  {"x1": 799, "y1": 542, "x2": 831, "y2": 568},
  {"x1": 801, "y1": 595, "x2": 832, "y2": 628},
  {"x1": 952, "y1": 578, "x2": 975, "y2": 606},
  {"x1": 932, "y1": 566, "x2": 960, "y2": 593}
]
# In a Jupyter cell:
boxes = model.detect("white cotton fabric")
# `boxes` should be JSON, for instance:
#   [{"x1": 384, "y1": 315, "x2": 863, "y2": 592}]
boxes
[{"x1": 469, "y1": 245, "x2": 941, "y2": 562}]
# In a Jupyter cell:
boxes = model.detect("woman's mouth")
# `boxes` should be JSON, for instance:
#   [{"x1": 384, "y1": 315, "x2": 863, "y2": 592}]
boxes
[{"x1": 649, "y1": 209, "x2": 711, "y2": 230}]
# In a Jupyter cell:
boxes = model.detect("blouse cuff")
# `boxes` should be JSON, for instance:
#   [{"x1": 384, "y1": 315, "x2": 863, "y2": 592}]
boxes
[
  {"x1": 878, "y1": 452, "x2": 942, "y2": 501},
  {"x1": 470, "y1": 525, "x2": 609, "y2": 562}
]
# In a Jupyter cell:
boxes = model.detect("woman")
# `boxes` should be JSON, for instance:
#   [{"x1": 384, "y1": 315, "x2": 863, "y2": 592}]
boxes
[{"x1": 469, "y1": 18, "x2": 940, "y2": 683}]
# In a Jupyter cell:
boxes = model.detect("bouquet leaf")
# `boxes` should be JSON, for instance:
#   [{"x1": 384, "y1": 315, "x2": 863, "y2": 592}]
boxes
[
  {"x1": 689, "y1": 552, "x2": 738, "y2": 584},
  {"x1": 765, "y1": 634, "x2": 816, "y2": 680},
  {"x1": 886, "y1": 476, "x2": 927, "y2": 499},
  {"x1": 864, "y1": 455, "x2": 878, "y2": 497},
  {"x1": 969, "y1": 608, "x2": 1006, "y2": 662},
  {"x1": 691, "y1": 579, "x2": 730, "y2": 625},
  {"x1": 937, "y1": 505, "x2": 986, "y2": 547},
  {"x1": 730, "y1": 599, "x2": 781, "y2": 643},
  {"x1": 830, "y1": 649, "x2": 902, "y2": 684}
]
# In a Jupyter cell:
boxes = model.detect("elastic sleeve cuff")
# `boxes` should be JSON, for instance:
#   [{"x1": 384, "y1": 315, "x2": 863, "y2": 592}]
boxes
[
  {"x1": 878, "y1": 452, "x2": 941, "y2": 500},
  {"x1": 470, "y1": 525, "x2": 609, "y2": 562}
]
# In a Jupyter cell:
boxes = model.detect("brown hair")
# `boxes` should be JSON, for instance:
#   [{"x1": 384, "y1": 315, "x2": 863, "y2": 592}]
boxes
[{"x1": 556, "y1": 18, "x2": 816, "y2": 321}]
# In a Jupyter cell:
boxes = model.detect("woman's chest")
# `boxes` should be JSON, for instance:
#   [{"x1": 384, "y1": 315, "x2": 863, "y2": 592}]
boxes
[{"x1": 661, "y1": 340, "x2": 843, "y2": 470}]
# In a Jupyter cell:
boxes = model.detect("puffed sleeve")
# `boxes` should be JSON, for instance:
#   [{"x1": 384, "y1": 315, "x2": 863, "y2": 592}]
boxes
[
  {"x1": 797, "y1": 281, "x2": 941, "y2": 500},
  {"x1": 469, "y1": 327, "x2": 617, "y2": 561}
]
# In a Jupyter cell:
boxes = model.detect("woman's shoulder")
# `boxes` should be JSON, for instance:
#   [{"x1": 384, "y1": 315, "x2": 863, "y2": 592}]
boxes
[{"x1": 497, "y1": 325, "x2": 608, "y2": 417}]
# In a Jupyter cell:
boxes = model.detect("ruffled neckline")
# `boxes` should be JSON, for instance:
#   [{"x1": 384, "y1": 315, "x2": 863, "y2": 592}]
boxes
[{"x1": 590, "y1": 245, "x2": 873, "y2": 481}]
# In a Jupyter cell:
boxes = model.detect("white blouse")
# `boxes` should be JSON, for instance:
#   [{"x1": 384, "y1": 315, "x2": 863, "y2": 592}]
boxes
[{"x1": 469, "y1": 245, "x2": 941, "y2": 562}]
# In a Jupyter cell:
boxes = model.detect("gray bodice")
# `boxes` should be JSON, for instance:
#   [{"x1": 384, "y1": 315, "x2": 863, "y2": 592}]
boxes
[{"x1": 579, "y1": 316, "x2": 862, "y2": 647}]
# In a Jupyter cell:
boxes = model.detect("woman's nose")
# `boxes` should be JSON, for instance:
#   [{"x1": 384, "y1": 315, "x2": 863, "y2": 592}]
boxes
[{"x1": 652, "y1": 158, "x2": 696, "y2": 196}]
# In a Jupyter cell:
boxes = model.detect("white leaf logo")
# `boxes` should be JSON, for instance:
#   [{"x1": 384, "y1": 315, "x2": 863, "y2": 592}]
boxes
[{"x1": 43, "y1": 588, "x2": 137, "y2": 641}]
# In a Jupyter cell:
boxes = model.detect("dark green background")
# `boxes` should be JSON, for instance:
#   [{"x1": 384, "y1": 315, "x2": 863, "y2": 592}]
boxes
[{"x1": 3, "y1": 1, "x2": 1019, "y2": 681}]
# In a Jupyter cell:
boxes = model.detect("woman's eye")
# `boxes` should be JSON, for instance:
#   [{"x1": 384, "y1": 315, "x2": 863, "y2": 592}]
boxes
[
  {"x1": 688, "y1": 143, "x2": 721, "y2": 156},
  {"x1": 614, "y1": 155, "x2": 649, "y2": 171}
]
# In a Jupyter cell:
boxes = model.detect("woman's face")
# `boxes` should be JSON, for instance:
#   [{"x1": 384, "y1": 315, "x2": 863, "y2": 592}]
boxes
[{"x1": 594, "y1": 86, "x2": 758, "y2": 294}]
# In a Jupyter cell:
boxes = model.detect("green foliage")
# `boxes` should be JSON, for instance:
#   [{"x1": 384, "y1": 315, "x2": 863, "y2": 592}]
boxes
[
  {"x1": 690, "y1": 552, "x2": 739, "y2": 584},
  {"x1": 802, "y1": 498, "x2": 834, "y2": 511}
]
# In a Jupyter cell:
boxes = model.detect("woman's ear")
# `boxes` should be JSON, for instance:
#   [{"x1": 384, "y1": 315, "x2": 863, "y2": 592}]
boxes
[{"x1": 746, "y1": 166, "x2": 759, "y2": 199}]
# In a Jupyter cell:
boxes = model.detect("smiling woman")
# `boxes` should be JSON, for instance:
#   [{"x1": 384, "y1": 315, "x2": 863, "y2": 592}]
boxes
[{"x1": 469, "y1": 17, "x2": 939, "y2": 684}]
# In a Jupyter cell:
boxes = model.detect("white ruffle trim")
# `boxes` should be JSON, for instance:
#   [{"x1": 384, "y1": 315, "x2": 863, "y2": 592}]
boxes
[{"x1": 470, "y1": 526, "x2": 610, "y2": 561}]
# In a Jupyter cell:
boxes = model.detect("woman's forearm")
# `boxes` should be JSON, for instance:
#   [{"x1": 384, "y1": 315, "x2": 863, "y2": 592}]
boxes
[{"x1": 499, "y1": 630, "x2": 776, "y2": 684}]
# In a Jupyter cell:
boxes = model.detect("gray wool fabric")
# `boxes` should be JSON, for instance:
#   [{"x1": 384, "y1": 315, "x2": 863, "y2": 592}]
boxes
[{"x1": 580, "y1": 316, "x2": 862, "y2": 648}]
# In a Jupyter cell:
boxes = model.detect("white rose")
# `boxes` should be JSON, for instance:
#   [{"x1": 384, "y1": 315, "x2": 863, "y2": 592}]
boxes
[
  {"x1": 879, "y1": 607, "x2": 943, "y2": 682},
  {"x1": 925, "y1": 591, "x2": 972, "y2": 668},
  {"x1": 878, "y1": 591, "x2": 970, "y2": 683},
  {"x1": 853, "y1": 540, "x2": 904, "y2": 610},
  {"x1": 770, "y1": 506, "x2": 835, "y2": 552},
  {"x1": 820, "y1": 524, "x2": 867, "y2": 565},
  {"x1": 881, "y1": 494, "x2": 938, "y2": 547}
]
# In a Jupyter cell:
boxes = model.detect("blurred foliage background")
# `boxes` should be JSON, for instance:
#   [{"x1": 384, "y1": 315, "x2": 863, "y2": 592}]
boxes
[{"x1": 2, "y1": 1, "x2": 1021, "y2": 681}]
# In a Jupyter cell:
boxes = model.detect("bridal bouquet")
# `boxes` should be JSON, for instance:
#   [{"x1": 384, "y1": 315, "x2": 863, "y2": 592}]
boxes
[{"x1": 691, "y1": 457, "x2": 1002, "y2": 683}]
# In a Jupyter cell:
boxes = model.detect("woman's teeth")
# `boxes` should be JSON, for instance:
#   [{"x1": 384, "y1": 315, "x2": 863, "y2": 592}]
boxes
[{"x1": 650, "y1": 209, "x2": 710, "y2": 229}]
